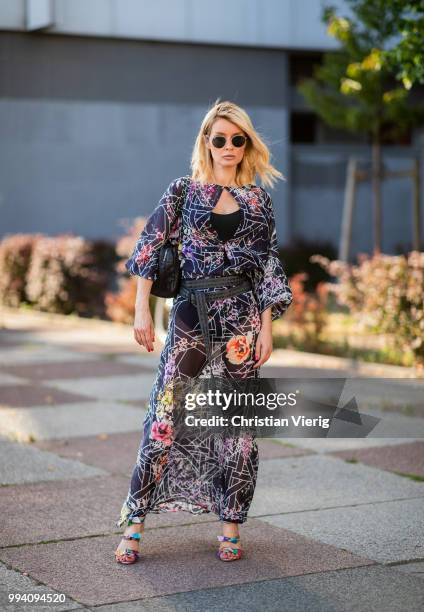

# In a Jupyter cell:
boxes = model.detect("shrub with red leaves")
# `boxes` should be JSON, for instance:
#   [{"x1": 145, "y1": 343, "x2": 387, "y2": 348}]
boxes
[
  {"x1": 0, "y1": 234, "x2": 42, "y2": 307},
  {"x1": 311, "y1": 251, "x2": 424, "y2": 367}
]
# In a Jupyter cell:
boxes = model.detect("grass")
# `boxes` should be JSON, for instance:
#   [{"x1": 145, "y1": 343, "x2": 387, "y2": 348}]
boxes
[
  {"x1": 342, "y1": 458, "x2": 424, "y2": 482},
  {"x1": 268, "y1": 439, "x2": 298, "y2": 448},
  {"x1": 392, "y1": 471, "x2": 424, "y2": 482},
  {"x1": 343, "y1": 460, "x2": 424, "y2": 482},
  {"x1": 376, "y1": 401, "x2": 418, "y2": 417}
]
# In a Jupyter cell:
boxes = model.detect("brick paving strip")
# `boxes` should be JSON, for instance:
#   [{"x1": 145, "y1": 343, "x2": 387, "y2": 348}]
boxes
[
  {"x1": 0, "y1": 308, "x2": 423, "y2": 610},
  {"x1": 329, "y1": 441, "x2": 424, "y2": 478}
]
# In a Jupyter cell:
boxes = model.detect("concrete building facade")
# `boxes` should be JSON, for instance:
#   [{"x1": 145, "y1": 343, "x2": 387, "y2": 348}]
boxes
[{"x1": 1, "y1": 0, "x2": 422, "y2": 258}]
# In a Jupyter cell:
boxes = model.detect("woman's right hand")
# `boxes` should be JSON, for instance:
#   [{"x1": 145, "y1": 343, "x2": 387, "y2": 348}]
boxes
[{"x1": 134, "y1": 305, "x2": 155, "y2": 352}]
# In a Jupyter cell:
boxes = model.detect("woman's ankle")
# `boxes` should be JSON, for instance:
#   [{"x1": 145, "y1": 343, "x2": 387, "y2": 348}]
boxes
[
  {"x1": 124, "y1": 522, "x2": 145, "y2": 535},
  {"x1": 221, "y1": 521, "x2": 240, "y2": 538}
]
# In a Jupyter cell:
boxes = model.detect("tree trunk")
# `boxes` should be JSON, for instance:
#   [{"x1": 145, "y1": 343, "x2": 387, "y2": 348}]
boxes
[
  {"x1": 412, "y1": 158, "x2": 422, "y2": 251},
  {"x1": 371, "y1": 136, "x2": 382, "y2": 254}
]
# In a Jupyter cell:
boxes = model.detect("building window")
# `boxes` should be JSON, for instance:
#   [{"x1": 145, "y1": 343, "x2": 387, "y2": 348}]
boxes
[
  {"x1": 289, "y1": 53, "x2": 323, "y2": 87},
  {"x1": 290, "y1": 112, "x2": 316, "y2": 143}
]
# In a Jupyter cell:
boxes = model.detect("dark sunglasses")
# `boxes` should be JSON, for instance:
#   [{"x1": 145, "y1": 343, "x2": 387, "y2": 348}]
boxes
[{"x1": 207, "y1": 134, "x2": 248, "y2": 148}]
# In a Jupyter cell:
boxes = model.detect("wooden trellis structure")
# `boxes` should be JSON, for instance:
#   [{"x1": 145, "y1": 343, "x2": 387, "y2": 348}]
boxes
[{"x1": 339, "y1": 157, "x2": 422, "y2": 261}]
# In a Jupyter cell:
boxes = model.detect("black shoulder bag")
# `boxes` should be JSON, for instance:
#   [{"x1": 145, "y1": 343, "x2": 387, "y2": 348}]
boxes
[{"x1": 150, "y1": 177, "x2": 188, "y2": 298}]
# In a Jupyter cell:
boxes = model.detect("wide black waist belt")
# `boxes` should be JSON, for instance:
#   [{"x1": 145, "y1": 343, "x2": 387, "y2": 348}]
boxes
[{"x1": 178, "y1": 273, "x2": 252, "y2": 378}]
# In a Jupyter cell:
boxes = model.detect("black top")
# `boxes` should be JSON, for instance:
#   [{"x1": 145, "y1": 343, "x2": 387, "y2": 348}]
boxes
[{"x1": 210, "y1": 209, "x2": 241, "y2": 242}]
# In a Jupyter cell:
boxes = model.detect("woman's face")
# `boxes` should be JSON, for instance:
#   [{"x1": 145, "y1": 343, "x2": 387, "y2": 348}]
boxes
[{"x1": 204, "y1": 118, "x2": 247, "y2": 173}]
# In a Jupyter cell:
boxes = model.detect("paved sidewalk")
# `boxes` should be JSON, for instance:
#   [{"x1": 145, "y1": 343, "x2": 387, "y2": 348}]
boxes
[{"x1": 0, "y1": 309, "x2": 423, "y2": 611}]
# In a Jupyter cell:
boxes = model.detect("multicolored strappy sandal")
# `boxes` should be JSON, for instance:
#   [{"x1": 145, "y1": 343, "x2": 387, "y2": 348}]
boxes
[
  {"x1": 115, "y1": 523, "x2": 143, "y2": 565},
  {"x1": 216, "y1": 535, "x2": 243, "y2": 561}
]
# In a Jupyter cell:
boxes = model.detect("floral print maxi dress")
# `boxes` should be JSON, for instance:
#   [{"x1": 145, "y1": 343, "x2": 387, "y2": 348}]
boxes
[{"x1": 116, "y1": 175, "x2": 293, "y2": 527}]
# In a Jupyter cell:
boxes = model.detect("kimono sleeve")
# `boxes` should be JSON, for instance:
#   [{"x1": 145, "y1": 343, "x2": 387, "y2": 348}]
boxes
[
  {"x1": 125, "y1": 176, "x2": 186, "y2": 281},
  {"x1": 253, "y1": 191, "x2": 293, "y2": 321}
]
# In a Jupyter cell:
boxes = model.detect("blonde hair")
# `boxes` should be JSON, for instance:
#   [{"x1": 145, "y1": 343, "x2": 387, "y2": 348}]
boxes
[{"x1": 190, "y1": 98, "x2": 285, "y2": 190}]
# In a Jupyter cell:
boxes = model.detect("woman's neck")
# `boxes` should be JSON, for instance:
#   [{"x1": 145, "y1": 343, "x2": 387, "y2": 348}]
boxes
[{"x1": 211, "y1": 167, "x2": 237, "y2": 187}]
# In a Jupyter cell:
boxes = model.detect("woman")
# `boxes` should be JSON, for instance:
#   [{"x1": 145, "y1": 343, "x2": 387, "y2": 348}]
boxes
[{"x1": 114, "y1": 100, "x2": 293, "y2": 564}]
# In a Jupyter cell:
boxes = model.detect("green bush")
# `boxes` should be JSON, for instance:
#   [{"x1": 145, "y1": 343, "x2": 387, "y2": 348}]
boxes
[{"x1": 311, "y1": 251, "x2": 424, "y2": 367}]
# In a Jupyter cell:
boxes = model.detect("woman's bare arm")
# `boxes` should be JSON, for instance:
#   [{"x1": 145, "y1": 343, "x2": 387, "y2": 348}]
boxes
[
  {"x1": 253, "y1": 306, "x2": 273, "y2": 368},
  {"x1": 133, "y1": 277, "x2": 155, "y2": 352}
]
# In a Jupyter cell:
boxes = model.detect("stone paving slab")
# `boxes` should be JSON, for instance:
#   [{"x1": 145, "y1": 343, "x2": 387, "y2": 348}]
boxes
[
  {"x1": 0, "y1": 360, "x2": 149, "y2": 381},
  {"x1": 3, "y1": 308, "x2": 421, "y2": 378},
  {"x1": 0, "y1": 563, "x2": 84, "y2": 612},
  {"x1": 357, "y1": 408, "x2": 424, "y2": 437},
  {"x1": 0, "y1": 330, "x2": 44, "y2": 344},
  {"x1": 260, "y1": 497, "x2": 424, "y2": 564},
  {"x1": 1, "y1": 311, "x2": 422, "y2": 610},
  {"x1": 329, "y1": 441, "x2": 424, "y2": 477},
  {"x1": 258, "y1": 439, "x2": 316, "y2": 460},
  {"x1": 0, "y1": 344, "x2": 101, "y2": 364},
  {"x1": 267, "y1": 348, "x2": 424, "y2": 380},
  {"x1": 69, "y1": 343, "x2": 142, "y2": 354},
  {"x1": 0, "y1": 327, "x2": 137, "y2": 357},
  {"x1": 31, "y1": 434, "x2": 315, "y2": 477},
  {"x1": 93, "y1": 565, "x2": 424, "y2": 612},
  {"x1": 0, "y1": 338, "x2": 25, "y2": 349},
  {"x1": 0, "y1": 474, "x2": 216, "y2": 547},
  {"x1": 32, "y1": 432, "x2": 145, "y2": 477},
  {"x1": 0, "y1": 373, "x2": 28, "y2": 385},
  {"x1": 284, "y1": 437, "x2": 423, "y2": 453},
  {"x1": 282, "y1": 408, "x2": 424, "y2": 455},
  {"x1": 46, "y1": 374, "x2": 156, "y2": 402},
  {"x1": 0, "y1": 520, "x2": 374, "y2": 607},
  {"x1": 0, "y1": 383, "x2": 95, "y2": 408},
  {"x1": 0, "y1": 438, "x2": 106, "y2": 486},
  {"x1": 116, "y1": 354, "x2": 161, "y2": 369},
  {"x1": 0, "y1": 402, "x2": 146, "y2": 442},
  {"x1": 1, "y1": 325, "x2": 135, "y2": 348},
  {"x1": 29, "y1": 329, "x2": 134, "y2": 348},
  {"x1": 340, "y1": 377, "x2": 424, "y2": 412},
  {"x1": 260, "y1": 365, "x2": 347, "y2": 378},
  {"x1": 249, "y1": 454, "x2": 424, "y2": 517},
  {"x1": 394, "y1": 560, "x2": 424, "y2": 580}
]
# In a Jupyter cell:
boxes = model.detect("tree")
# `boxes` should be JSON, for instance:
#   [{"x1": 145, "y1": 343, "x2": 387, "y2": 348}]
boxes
[
  {"x1": 298, "y1": 0, "x2": 424, "y2": 253},
  {"x1": 379, "y1": 0, "x2": 424, "y2": 89}
]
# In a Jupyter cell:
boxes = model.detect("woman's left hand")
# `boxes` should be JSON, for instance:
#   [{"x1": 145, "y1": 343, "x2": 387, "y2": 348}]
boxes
[{"x1": 253, "y1": 324, "x2": 273, "y2": 368}]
